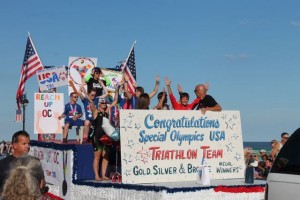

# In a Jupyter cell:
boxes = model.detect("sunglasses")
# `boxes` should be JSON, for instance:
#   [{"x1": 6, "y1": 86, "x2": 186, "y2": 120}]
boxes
[
  {"x1": 282, "y1": 137, "x2": 289, "y2": 139},
  {"x1": 73, "y1": 96, "x2": 78, "y2": 98},
  {"x1": 100, "y1": 102, "x2": 107, "y2": 104}
]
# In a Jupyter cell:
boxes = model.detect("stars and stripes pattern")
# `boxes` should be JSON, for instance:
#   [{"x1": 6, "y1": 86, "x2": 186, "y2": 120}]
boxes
[
  {"x1": 121, "y1": 46, "x2": 136, "y2": 94},
  {"x1": 15, "y1": 109, "x2": 22, "y2": 122},
  {"x1": 16, "y1": 35, "x2": 43, "y2": 109}
]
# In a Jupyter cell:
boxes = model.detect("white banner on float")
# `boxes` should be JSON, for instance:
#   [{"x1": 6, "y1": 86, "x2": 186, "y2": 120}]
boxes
[
  {"x1": 37, "y1": 66, "x2": 68, "y2": 91},
  {"x1": 34, "y1": 93, "x2": 64, "y2": 134},
  {"x1": 120, "y1": 110, "x2": 245, "y2": 184},
  {"x1": 29, "y1": 147, "x2": 72, "y2": 189}
]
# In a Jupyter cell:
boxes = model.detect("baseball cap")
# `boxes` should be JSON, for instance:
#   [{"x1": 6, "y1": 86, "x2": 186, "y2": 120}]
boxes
[{"x1": 99, "y1": 97, "x2": 107, "y2": 103}]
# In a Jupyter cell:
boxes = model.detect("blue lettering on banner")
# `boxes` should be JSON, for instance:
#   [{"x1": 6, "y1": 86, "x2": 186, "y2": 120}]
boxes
[
  {"x1": 133, "y1": 166, "x2": 151, "y2": 175},
  {"x1": 133, "y1": 165, "x2": 179, "y2": 176},
  {"x1": 139, "y1": 130, "x2": 167, "y2": 144},
  {"x1": 44, "y1": 102, "x2": 53, "y2": 107},
  {"x1": 169, "y1": 130, "x2": 204, "y2": 146},
  {"x1": 216, "y1": 167, "x2": 240, "y2": 173},
  {"x1": 144, "y1": 114, "x2": 220, "y2": 132},
  {"x1": 209, "y1": 131, "x2": 226, "y2": 141},
  {"x1": 153, "y1": 165, "x2": 177, "y2": 175},
  {"x1": 39, "y1": 72, "x2": 60, "y2": 84},
  {"x1": 219, "y1": 162, "x2": 232, "y2": 166},
  {"x1": 46, "y1": 83, "x2": 55, "y2": 90},
  {"x1": 187, "y1": 163, "x2": 198, "y2": 173}
]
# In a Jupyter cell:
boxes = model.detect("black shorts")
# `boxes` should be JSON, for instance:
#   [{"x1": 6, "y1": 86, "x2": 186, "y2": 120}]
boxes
[{"x1": 92, "y1": 127, "x2": 106, "y2": 151}]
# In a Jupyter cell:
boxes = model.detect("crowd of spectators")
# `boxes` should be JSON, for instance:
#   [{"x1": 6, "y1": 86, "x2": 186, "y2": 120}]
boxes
[
  {"x1": 0, "y1": 141, "x2": 12, "y2": 157},
  {"x1": 244, "y1": 132, "x2": 290, "y2": 180}
]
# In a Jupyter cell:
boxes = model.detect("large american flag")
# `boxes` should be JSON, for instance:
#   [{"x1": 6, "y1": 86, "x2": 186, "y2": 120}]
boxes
[
  {"x1": 121, "y1": 45, "x2": 136, "y2": 94},
  {"x1": 16, "y1": 35, "x2": 43, "y2": 109}
]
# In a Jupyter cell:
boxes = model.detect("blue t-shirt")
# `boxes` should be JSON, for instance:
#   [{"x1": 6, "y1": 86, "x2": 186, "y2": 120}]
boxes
[
  {"x1": 63, "y1": 103, "x2": 83, "y2": 127},
  {"x1": 118, "y1": 94, "x2": 138, "y2": 109},
  {"x1": 63, "y1": 103, "x2": 83, "y2": 120},
  {"x1": 81, "y1": 97, "x2": 99, "y2": 120}
]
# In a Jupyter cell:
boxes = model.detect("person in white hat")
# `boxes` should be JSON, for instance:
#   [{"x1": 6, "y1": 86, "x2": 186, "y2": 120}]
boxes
[
  {"x1": 84, "y1": 84, "x2": 119, "y2": 181},
  {"x1": 259, "y1": 149, "x2": 268, "y2": 161}
]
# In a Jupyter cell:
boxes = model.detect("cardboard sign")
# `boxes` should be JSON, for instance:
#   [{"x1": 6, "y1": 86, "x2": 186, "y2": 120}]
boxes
[
  {"x1": 120, "y1": 110, "x2": 245, "y2": 184},
  {"x1": 101, "y1": 68, "x2": 123, "y2": 91},
  {"x1": 37, "y1": 66, "x2": 68, "y2": 91},
  {"x1": 34, "y1": 93, "x2": 64, "y2": 134}
]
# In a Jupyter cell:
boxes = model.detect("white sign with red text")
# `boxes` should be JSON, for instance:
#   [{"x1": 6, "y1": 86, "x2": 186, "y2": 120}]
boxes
[{"x1": 120, "y1": 110, "x2": 245, "y2": 184}]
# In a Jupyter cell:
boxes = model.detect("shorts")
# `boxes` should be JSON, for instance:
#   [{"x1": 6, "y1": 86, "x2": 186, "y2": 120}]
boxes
[
  {"x1": 92, "y1": 127, "x2": 110, "y2": 152},
  {"x1": 65, "y1": 118, "x2": 84, "y2": 129}
]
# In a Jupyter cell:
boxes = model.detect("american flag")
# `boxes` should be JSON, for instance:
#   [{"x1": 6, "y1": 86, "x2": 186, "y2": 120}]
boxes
[
  {"x1": 16, "y1": 35, "x2": 43, "y2": 109},
  {"x1": 15, "y1": 109, "x2": 22, "y2": 122},
  {"x1": 121, "y1": 44, "x2": 136, "y2": 94}
]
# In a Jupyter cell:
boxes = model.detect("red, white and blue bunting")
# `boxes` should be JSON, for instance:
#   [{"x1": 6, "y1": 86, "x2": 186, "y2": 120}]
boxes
[{"x1": 31, "y1": 141, "x2": 265, "y2": 200}]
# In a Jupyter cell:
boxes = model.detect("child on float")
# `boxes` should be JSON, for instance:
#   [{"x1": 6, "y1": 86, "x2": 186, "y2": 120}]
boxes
[
  {"x1": 123, "y1": 74, "x2": 160, "y2": 109},
  {"x1": 153, "y1": 87, "x2": 172, "y2": 110}
]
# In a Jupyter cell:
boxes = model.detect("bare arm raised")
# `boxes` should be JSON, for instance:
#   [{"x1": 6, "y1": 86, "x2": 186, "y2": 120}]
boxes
[{"x1": 149, "y1": 75, "x2": 160, "y2": 99}]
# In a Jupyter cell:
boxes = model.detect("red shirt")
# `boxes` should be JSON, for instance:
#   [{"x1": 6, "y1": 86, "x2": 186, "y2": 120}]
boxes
[{"x1": 169, "y1": 93, "x2": 200, "y2": 110}]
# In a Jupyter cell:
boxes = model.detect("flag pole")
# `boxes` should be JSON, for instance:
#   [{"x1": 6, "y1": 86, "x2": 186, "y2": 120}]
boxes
[
  {"x1": 28, "y1": 33, "x2": 44, "y2": 68},
  {"x1": 16, "y1": 33, "x2": 43, "y2": 109},
  {"x1": 121, "y1": 40, "x2": 136, "y2": 71},
  {"x1": 125, "y1": 41, "x2": 136, "y2": 63}
]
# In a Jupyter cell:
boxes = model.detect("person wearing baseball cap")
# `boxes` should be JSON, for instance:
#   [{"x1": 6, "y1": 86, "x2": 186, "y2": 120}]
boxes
[{"x1": 85, "y1": 67, "x2": 107, "y2": 97}]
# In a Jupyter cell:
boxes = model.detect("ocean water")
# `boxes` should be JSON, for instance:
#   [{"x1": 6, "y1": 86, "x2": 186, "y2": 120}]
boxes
[{"x1": 243, "y1": 142, "x2": 272, "y2": 152}]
